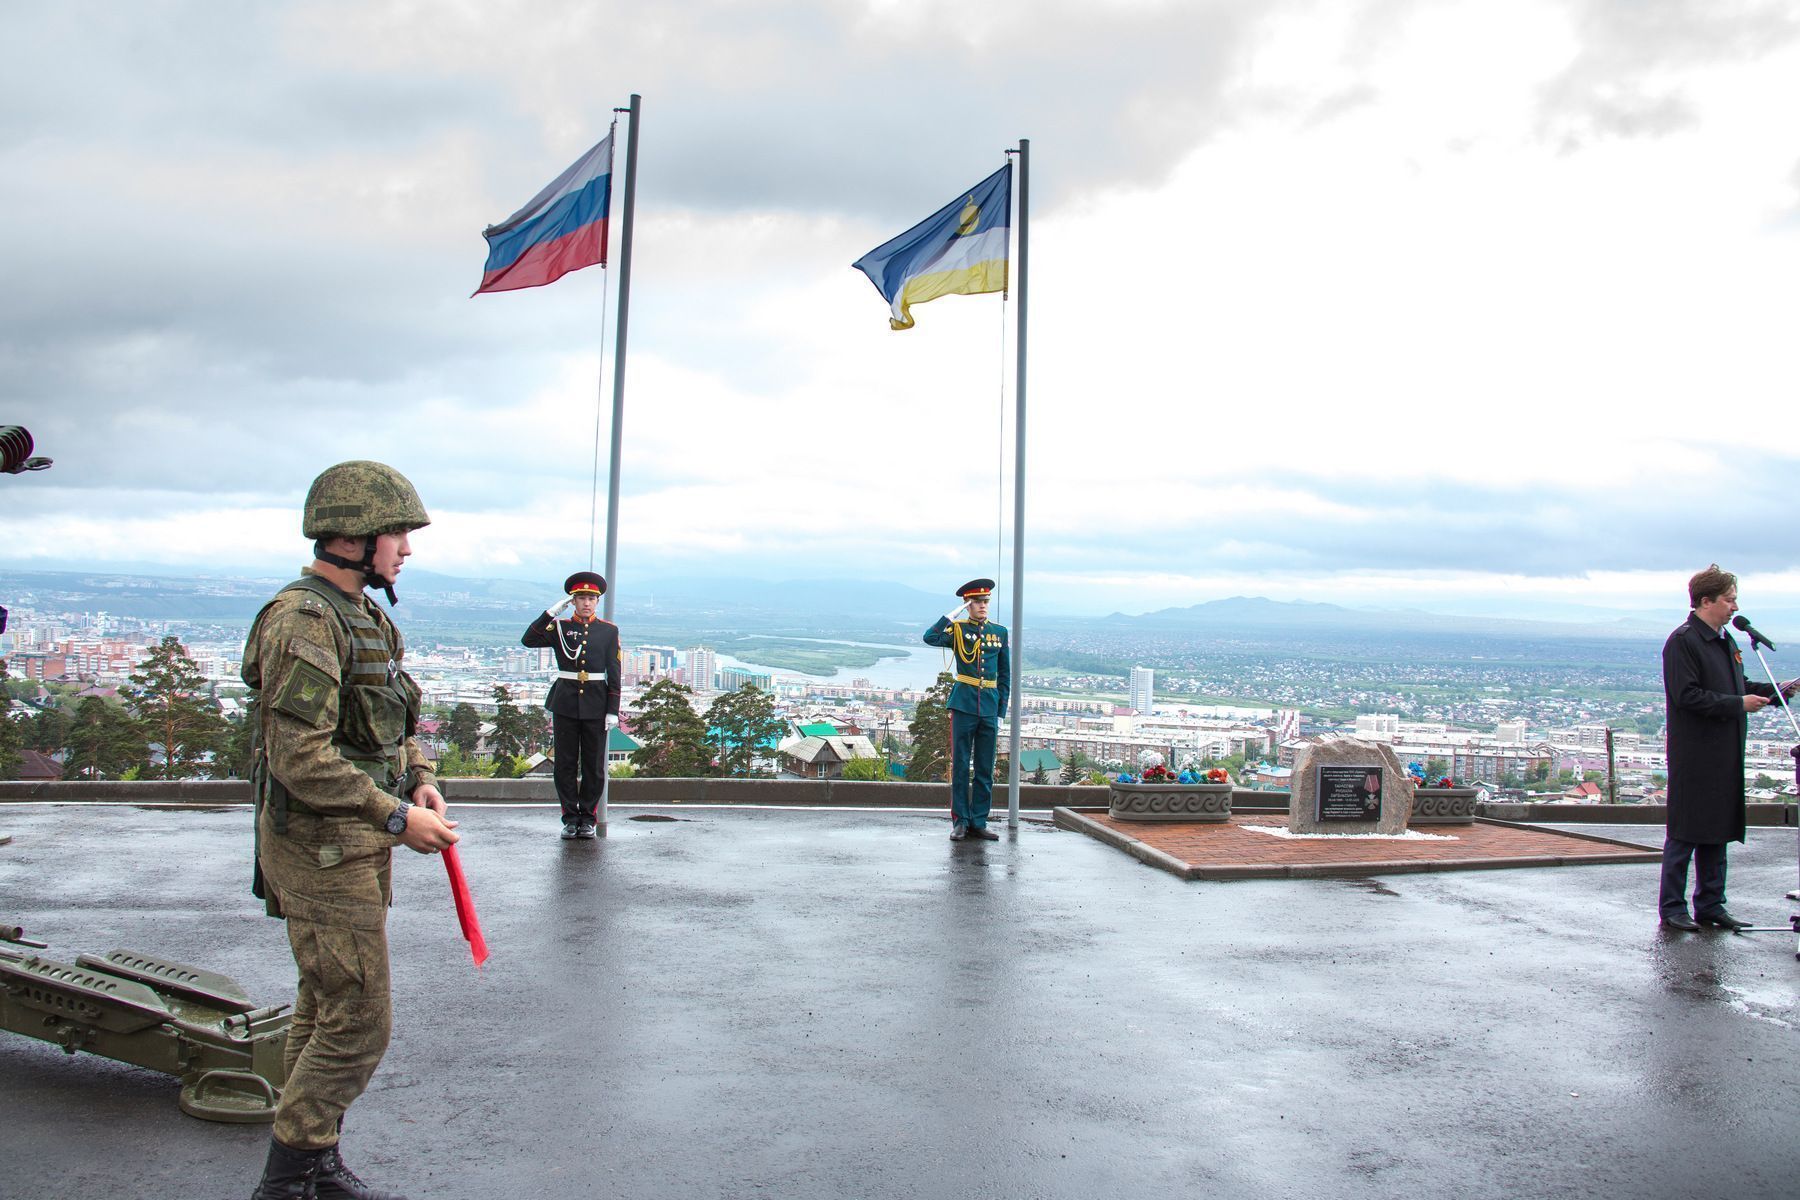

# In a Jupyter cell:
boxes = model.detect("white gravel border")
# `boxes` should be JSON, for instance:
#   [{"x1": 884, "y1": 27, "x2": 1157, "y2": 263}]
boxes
[{"x1": 1239, "y1": 823, "x2": 1460, "y2": 842}]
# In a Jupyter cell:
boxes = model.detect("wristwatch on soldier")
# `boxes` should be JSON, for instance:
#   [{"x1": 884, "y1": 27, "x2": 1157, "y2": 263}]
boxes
[{"x1": 384, "y1": 800, "x2": 412, "y2": 836}]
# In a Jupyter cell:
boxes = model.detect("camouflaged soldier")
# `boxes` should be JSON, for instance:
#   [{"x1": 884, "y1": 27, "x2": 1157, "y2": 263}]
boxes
[{"x1": 241, "y1": 461, "x2": 460, "y2": 1200}]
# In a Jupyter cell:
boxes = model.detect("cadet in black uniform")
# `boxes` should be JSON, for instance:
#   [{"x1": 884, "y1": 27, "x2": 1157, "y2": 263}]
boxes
[{"x1": 522, "y1": 572, "x2": 622, "y2": 839}]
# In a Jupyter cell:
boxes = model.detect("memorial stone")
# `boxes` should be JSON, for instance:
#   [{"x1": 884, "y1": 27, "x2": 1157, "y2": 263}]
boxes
[{"x1": 1289, "y1": 739, "x2": 1411, "y2": 835}]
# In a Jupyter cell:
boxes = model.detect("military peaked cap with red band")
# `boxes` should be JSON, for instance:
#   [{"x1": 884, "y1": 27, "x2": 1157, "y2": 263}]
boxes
[
  {"x1": 956, "y1": 578, "x2": 996, "y2": 600},
  {"x1": 564, "y1": 571, "x2": 607, "y2": 596}
]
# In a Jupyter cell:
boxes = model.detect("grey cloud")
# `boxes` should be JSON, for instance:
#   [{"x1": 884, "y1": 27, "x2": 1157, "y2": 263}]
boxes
[
  {"x1": 1021, "y1": 453, "x2": 1800, "y2": 583},
  {"x1": 1537, "y1": 0, "x2": 1800, "y2": 148},
  {"x1": 1, "y1": 0, "x2": 1281, "y2": 467}
]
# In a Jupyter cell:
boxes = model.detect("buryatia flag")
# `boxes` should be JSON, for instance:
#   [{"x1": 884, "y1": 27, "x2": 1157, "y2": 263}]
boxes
[
  {"x1": 475, "y1": 134, "x2": 614, "y2": 295},
  {"x1": 853, "y1": 163, "x2": 1012, "y2": 330}
]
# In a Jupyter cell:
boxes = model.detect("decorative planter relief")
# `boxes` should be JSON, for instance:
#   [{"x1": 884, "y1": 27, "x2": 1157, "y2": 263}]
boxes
[
  {"x1": 1108, "y1": 781, "x2": 1233, "y2": 823},
  {"x1": 1410, "y1": 786, "x2": 1478, "y2": 825}
]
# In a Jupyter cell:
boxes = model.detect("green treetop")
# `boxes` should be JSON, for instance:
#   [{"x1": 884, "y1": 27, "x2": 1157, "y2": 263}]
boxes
[
  {"x1": 629, "y1": 679, "x2": 713, "y2": 778},
  {"x1": 704, "y1": 683, "x2": 786, "y2": 778},
  {"x1": 905, "y1": 672, "x2": 953, "y2": 783},
  {"x1": 124, "y1": 636, "x2": 228, "y2": 779}
]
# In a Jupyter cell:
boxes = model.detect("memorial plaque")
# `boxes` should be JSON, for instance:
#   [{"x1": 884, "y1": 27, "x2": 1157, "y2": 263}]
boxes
[
  {"x1": 1316, "y1": 764, "x2": 1382, "y2": 822},
  {"x1": 1289, "y1": 738, "x2": 1409, "y2": 834}
]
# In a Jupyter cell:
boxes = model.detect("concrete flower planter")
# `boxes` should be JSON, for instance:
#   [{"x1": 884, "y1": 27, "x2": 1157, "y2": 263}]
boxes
[
  {"x1": 1108, "y1": 781, "x2": 1233, "y2": 823},
  {"x1": 1410, "y1": 786, "x2": 1479, "y2": 825}
]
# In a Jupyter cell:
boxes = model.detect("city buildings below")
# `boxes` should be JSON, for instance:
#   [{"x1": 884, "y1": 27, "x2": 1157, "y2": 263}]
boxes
[
  {"x1": 782, "y1": 734, "x2": 880, "y2": 779},
  {"x1": 717, "y1": 665, "x2": 771, "y2": 692},
  {"x1": 7, "y1": 599, "x2": 1797, "y2": 800},
  {"x1": 1128, "y1": 665, "x2": 1154, "y2": 715}
]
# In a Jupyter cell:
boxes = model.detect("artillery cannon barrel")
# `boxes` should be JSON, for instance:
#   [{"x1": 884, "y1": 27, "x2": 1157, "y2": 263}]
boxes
[
  {"x1": 223, "y1": 1004, "x2": 291, "y2": 1033},
  {"x1": 0, "y1": 924, "x2": 49, "y2": 948}
]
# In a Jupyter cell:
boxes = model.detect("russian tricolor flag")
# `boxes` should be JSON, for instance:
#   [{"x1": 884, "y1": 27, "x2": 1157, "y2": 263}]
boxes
[{"x1": 475, "y1": 133, "x2": 614, "y2": 295}]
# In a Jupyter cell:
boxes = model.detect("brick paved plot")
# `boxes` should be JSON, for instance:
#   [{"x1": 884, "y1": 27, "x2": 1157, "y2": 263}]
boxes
[{"x1": 1055, "y1": 809, "x2": 1661, "y2": 880}]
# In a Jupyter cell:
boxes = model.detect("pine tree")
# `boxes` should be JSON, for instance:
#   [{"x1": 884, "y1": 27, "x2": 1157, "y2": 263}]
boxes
[
  {"x1": 629, "y1": 679, "x2": 712, "y2": 777},
  {"x1": 64, "y1": 695, "x2": 148, "y2": 780},
  {"x1": 27, "y1": 705, "x2": 72, "y2": 759},
  {"x1": 222, "y1": 711, "x2": 257, "y2": 778},
  {"x1": 905, "y1": 672, "x2": 953, "y2": 783},
  {"x1": 703, "y1": 683, "x2": 786, "y2": 778},
  {"x1": 124, "y1": 636, "x2": 227, "y2": 779},
  {"x1": 445, "y1": 703, "x2": 483, "y2": 754},
  {"x1": 1058, "y1": 753, "x2": 1085, "y2": 785},
  {"x1": 0, "y1": 660, "x2": 21, "y2": 780},
  {"x1": 490, "y1": 685, "x2": 532, "y2": 761}
]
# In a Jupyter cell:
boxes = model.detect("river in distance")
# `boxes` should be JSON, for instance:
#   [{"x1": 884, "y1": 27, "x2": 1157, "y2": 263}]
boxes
[{"x1": 717, "y1": 637, "x2": 950, "y2": 692}]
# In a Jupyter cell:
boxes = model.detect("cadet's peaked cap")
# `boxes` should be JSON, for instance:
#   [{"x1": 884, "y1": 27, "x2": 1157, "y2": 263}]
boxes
[
  {"x1": 303, "y1": 461, "x2": 430, "y2": 539},
  {"x1": 564, "y1": 571, "x2": 607, "y2": 597},
  {"x1": 956, "y1": 578, "x2": 996, "y2": 600}
]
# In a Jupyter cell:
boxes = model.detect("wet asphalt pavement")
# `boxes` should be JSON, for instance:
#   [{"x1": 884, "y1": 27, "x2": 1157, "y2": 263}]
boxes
[{"x1": 1, "y1": 803, "x2": 1797, "y2": 1200}]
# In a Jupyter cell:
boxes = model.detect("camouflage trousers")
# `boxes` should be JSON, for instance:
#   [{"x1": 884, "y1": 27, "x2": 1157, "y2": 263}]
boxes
[{"x1": 258, "y1": 808, "x2": 395, "y2": 1150}]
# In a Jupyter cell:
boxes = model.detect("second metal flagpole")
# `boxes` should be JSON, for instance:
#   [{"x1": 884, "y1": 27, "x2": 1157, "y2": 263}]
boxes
[
  {"x1": 1006, "y1": 138, "x2": 1029, "y2": 829},
  {"x1": 597, "y1": 93, "x2": 641, "y2": 834},
  {"x1": 603, "y1": 93, "x2": 641, "y2": 625}
]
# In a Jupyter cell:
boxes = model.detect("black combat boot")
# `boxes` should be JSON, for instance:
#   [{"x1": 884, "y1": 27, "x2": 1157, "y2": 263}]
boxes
[
  {"x1": 313, "y1": 1144, "x2": 411, "y2": 1200},
  {"x1": 249, "y1": 1136, "x2": 319, "y2": 1200}
]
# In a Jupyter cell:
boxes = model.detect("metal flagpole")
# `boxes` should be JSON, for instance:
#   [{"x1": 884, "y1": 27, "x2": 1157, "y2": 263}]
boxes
[
  {"x1": 596, "y1": 93, "x2": 641, "y2": 834},
  {"x1": 603, "y1": 93, "x2": 641, "y2": 625},
  {"x1": 1005, "y1": 138, "x2": 1029, "y2": 829}
]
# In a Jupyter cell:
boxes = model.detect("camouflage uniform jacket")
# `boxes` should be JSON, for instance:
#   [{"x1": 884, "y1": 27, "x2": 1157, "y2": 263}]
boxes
[{"x1": 243, "y1": 568, "x2": 437, "y2": 834}]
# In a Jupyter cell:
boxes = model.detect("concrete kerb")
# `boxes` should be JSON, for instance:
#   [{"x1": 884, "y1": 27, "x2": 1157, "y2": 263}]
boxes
[
  {"x1": 0, "y1": 778, "x2": 1095, "y2": 811},
  {"x1": 1052, "y1": 806, "x2": 1202, "y2": 879},
  {"x1": 5, "y1": 782, "x2": 1790, "y2": 827}
]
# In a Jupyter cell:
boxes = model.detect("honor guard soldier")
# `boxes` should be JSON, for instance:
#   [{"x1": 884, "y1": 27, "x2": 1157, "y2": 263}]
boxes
[
  {"x1": 522, "y1": 571, "x2": 622, "y2": 839},
  {"x1": 923, "y1": 578, "x2": 1011, "y2": 840},
  {"x1": 242, "y1": 460, "x2": 460, "y2": 1200}
]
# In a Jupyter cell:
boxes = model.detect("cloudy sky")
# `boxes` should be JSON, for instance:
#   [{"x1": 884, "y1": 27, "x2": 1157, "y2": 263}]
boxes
[{"x1": 4, "y1": 0, "x2": 1800, "y2": 618}]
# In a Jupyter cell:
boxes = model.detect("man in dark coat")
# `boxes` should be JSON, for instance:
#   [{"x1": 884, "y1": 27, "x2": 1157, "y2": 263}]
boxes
[
  {"x1": 1659, "y1": 564, "x2": 1793, "y2": 930},
  {"x1": 522, "y1": 571, "x2": 621, "y2": 840}
]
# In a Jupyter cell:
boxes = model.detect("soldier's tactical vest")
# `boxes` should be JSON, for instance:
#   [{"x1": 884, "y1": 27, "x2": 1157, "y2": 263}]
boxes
[{"x1": 244, "y1": 575, "x2": 423, "y2": 836}]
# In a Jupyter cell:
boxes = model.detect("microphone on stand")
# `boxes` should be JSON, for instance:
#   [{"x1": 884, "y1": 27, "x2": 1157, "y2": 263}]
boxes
[{"x1": 1731, "y1": 614, "x2": 1775, "y2": 652}]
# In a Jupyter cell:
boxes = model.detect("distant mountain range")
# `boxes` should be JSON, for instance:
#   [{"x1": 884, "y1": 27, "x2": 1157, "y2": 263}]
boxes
[
  {"x1": 1104, "y1": 595, "x2": 1675, "y2": 640},
  {"x1": 11, "y1": 566, "x2": 1800, "y2": 647}
]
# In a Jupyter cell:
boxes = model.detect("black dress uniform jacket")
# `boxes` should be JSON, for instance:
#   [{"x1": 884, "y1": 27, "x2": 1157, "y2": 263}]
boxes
[
  {"x1": 522, "y1": 615, "x2": 622, "y2": 720},
  {"x1": 1662, "y1": 616, "x2": 1774, "y2": 845}
]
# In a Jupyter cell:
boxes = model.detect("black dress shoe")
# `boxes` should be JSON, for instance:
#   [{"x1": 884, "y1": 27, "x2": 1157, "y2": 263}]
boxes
[
  {"x1": 560, "y1": 820, "x2": 578, "y2": 840},
  {"x1": 949, "y1": 821, "x2": 968, "y2": 841},
  {"x1": 1660, "y1": 912, "x2": 1700, "y2": 931},
  {"x1": 1697, "y1": 909, "x2": 1749, "y2": 931},
  {"x1": 968, "y1": 825, "x2": 999, "y2": 841}
]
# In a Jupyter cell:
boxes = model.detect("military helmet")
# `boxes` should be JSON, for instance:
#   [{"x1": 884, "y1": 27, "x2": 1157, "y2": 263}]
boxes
[{"x1": 302, "y1": 461, "x2": 430, "y2": 539}]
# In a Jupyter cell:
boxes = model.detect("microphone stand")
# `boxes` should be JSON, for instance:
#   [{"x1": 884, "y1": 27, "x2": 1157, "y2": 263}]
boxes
[{"x1": 1740, "y1": 634, "x2": 1800, "y2": 911}]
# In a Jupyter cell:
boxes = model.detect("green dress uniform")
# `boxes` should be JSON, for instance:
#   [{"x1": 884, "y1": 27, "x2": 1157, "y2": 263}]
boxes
[
  {"x1": 244, "y1": 568, "x2": 436, "y2": 1154},
  {"x1": 923, "y1": 592, "x2": 1010, "y2": 832}
]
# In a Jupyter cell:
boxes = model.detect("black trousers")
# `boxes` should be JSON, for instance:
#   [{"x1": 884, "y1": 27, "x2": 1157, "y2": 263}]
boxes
[
  {"x1": 1659, "y1": 836, "x2": 1728, "y2": 917},
  {"x1": 552, "y1": 714, "x2": 606, "y2": 821}
]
